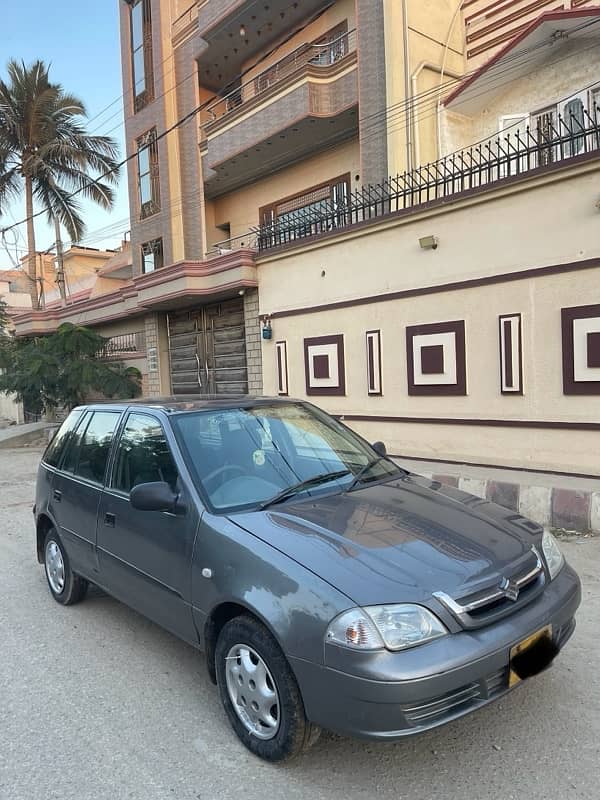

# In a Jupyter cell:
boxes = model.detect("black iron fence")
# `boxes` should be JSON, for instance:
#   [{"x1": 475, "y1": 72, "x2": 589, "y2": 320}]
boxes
[
  {"x1": 257, "y1": 108, "x2": 600, "y2": 252},
  {"x1": 100, "y1": 331, "x2": 146, "y2": 358}
]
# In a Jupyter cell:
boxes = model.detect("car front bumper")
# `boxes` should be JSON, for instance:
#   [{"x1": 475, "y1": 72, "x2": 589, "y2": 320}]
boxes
[{"x1": 290, "y1": 562, "x2": 581, "y2": 740}]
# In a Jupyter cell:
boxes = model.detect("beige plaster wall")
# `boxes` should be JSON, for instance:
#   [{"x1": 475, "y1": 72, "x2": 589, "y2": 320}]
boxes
[
  {"x1": 212, "y1": 137, "x2": 361, "y2": 240},
  {"x1": 257, "y1": 161, "x2": 600, "y2": 474},
  {"x1": 384, "y1": 0, "x2": 464, "y2": 175},
  {"x1": 258, "y1": 161, "x2": 600, "y2": 312},
  {"x1": 0, "y1": 393, "x2": 23, "y2": 424},
  {"x1": 441, "y1": 40, "x2": 600, "y2": 155}
]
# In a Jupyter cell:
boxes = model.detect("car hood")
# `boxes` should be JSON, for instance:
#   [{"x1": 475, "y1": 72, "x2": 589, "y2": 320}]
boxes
[{"x1": 229, "y1": 474, "x2": 543, "y2": 607}]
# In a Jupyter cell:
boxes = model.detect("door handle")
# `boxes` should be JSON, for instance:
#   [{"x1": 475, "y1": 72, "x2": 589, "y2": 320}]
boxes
[
  {"x1": 195, "y1": 353, "x2": 202, "y2": 388},
  {"x1": 53, "y1": 489, "x2": 62, "y2": 502},
  {"x1": 104, "y1": 512, "x2": 116, "y2": 528}
]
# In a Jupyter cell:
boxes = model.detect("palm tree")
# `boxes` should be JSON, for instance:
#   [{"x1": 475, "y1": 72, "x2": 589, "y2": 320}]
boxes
[{"x1": 0, "y1": 60, "x2": 120, "y2": 309}]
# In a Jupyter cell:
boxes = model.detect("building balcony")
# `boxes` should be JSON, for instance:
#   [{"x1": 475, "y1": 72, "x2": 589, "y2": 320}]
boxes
[
  {"x1": 257, "y1": 105, "x2": 600, "y2": 252},
  {"x1": 179, "y1": 0, "x2": 333, "y2": 88},
  {"x1": 201, "y1": 29, "x2": 358, "y2": 197}
]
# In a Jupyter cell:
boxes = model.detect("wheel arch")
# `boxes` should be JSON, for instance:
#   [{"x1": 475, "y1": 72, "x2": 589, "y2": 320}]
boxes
[
  {"x1": 204, "y1": 600, "x2": 285, "y2": 685},
  {"x1": 36, "y1": 513, "x2": 56, "y2": 564}
]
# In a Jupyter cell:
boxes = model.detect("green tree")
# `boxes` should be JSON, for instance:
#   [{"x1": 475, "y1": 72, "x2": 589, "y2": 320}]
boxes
[
  {"x1": 0, "y1": 298, "x2": 8, "y2": 332},
  {"x1": 0, "y1": 323, "x2": 141, "y2": 414},
  {"x1": 0, "y1": 60, "x2": 120, "y2": 309}
]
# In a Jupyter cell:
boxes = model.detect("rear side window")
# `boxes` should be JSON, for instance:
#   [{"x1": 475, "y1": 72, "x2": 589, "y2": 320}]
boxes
[
  {"x1": 63, "y1": 411, "x2": 121, "y2": 484},
  {"x1": 43, "y1": 410, "x2": 84, "y2": 467},
  {"x1": 111, "y1": 413, "x2": 178, "y2": 494}
]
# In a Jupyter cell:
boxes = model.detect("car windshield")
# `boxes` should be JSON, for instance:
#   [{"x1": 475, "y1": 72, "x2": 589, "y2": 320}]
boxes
[{"x1": 172, "y1": 402, "x2": 403, "y2": 513}]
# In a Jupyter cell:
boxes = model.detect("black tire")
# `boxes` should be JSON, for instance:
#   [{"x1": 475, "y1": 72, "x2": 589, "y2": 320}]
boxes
[
  {"x1": 215, "y1": 615, "x2": 320, "y2": 762},
  {"x1": 43, "y1": 529, "x2": 88, "y2": 606}
]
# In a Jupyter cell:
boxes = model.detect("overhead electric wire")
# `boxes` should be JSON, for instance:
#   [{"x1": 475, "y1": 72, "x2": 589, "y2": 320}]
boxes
[
  {"x1": 0, "y1": 4, "x2": 352, "y2": 239},
  {"x1": 49, "y1": 31, "x2": 600, "y2": 255},
  {"x1": 4, "y1": 17, "x2": 599, "y2": 244}
]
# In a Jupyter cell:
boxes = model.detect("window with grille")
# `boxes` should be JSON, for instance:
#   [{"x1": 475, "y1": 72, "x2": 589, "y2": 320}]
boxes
[
  {"x1": 131, "y1": 0, "x2": 154, "y2": 112},
  {"x1": 137, "y1": 129, "x2": 160, "y2": 218},
  {"x1": 260, "y1": 174, "x2": 351, "y2": 232},
  {"x1": 141, "y1": 238, "x2": 163, "y2": 273},
  {"x1": 532, "y1": 106, "x2": 556, "y2": 167}
]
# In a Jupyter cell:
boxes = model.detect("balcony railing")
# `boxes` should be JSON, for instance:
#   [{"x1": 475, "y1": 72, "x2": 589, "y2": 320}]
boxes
[
  {"x1": 206, "y1": 231, "x2": 259, "y2": 258},
  {"x1": 257, "y1": 108, "x2": 600, "y2": 252},
  {"x1": 204, "y1": 28, "x2": 357, "y2": 127},
  {"x1": 100, "y1": 331, "x2": 146, "y2": 358}
]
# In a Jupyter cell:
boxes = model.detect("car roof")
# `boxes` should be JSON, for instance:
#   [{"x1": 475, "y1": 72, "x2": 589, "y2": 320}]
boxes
[{"x1": 73, "y1": 395, "x2": 303, "y2": 414}]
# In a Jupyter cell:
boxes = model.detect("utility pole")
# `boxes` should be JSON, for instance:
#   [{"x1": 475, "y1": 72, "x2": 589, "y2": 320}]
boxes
[{"x1": 54, "y1": 217, "x2": 67, "y2": 307}]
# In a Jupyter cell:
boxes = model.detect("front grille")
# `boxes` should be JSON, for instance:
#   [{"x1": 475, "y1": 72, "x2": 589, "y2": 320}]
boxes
[
  {"x1": 401, "y1": 667, "x2": 509, "y2": 728},
  {"x1": 434, "y1": 548, "x2": 545, "y2": 629}
]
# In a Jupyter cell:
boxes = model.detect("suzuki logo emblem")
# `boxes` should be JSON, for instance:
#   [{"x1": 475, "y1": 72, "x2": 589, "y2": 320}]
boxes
[{"x1": 500, "y1": 576, "x2": 519, "y2": 602}]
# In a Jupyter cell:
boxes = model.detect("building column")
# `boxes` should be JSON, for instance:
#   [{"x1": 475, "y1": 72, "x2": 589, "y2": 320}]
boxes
[
  {"x1": 144, "y1": 313, "x2": 164, "y2": 397},
  {"x1": 243, "y1": 289, "x2": 263, "y2": 395},
  {"x1": 356, "y1": 0, "x2": 389, "y2": 185}
]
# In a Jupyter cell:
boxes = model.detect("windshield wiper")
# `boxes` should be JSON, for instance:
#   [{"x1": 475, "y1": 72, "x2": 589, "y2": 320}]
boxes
[
  {"x1": 259, "y1": 469, "x2": 351, "y2": 511},
  {"x1": 344, "y1": 456, "x2": 406, "y2": 493}
]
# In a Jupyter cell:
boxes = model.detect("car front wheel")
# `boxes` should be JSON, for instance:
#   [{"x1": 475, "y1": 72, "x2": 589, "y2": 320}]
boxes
[
  {"x1": 44, "y1": 530, "x2": 88, "y2": 605},
  {"x1": 215, "y1": 615, "x2": 320, "y2": 761}
]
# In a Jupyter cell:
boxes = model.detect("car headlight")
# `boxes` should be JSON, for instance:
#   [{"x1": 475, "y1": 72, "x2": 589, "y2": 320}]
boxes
[
  {"x1": 326, "y1": 604, "x2": 448, "y2": 651},
  {"x1": 541, "y1": 530, "x2": 564, "y2": 580}
]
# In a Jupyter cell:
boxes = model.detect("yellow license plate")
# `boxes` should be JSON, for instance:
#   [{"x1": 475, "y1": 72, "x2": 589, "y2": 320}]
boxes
[{"x1": 509, "y1": 625, "x2": 552, "y2": 687}]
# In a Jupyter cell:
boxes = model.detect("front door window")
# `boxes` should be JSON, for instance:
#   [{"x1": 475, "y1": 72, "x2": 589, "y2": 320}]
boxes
[{"x1": 111, "y1": 413, "x2": 178, "y2": 494}]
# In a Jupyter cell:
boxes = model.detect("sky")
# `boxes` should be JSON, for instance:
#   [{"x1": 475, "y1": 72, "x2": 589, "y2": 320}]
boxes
[{"x1": 0, "y1": 0, "x2": 131, "y2": 266}]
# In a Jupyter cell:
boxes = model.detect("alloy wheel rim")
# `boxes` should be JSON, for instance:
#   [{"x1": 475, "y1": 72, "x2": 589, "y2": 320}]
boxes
[
  {"x1": 45, "y1": 540, "x2": 65, "y2": 594},
  {"x1": 225, "y1": 644, "x2": 280, "y2": 740}
]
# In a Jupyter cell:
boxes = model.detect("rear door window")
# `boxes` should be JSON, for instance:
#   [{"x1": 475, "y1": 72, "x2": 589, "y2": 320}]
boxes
[
  {"x1": 63, "y1": 411, "x2": 121, "y2": 484},
  {"x1": 43, "y1": 409, "x2": 84, "y2": 467}
]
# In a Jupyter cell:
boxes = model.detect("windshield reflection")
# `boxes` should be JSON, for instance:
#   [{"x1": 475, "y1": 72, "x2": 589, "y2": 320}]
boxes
[{"x1": 173, "y1": 402, "x2": 401, "y2": 513}]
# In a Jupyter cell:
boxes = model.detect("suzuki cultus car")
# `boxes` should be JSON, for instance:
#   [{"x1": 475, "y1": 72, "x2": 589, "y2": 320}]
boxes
[{"x1": 34, "y1": 398, "x2": 581, "y2": 761}]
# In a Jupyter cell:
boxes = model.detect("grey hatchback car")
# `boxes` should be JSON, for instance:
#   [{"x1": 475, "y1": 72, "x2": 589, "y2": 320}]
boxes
[{"x1": 35, "y1": 397, "x2": 581, "y2": 761}]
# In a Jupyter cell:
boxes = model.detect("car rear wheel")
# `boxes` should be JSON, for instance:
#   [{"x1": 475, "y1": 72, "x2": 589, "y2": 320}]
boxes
[
  {"x1": 44, "y1": 530, "x2": 88, "y2": 605},
  {"x1": 215, "y1": 615, "x2": 320, "y2": 761}
]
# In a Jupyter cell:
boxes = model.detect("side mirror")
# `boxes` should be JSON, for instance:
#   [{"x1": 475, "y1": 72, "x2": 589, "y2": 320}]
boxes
[
  {"x1": 130, "y1": 481, "x2": 182, "y2": 513},
  {"x1": 372, "y1": 441, "x2": 387, "y2": 457}
]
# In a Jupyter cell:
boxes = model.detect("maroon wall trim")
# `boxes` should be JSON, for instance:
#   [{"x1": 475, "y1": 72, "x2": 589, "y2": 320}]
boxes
[
  {"x1": 406, "y1": 320, "x2": 467, "y2": 396},
  {"x1": 275, "y1": 340, "x2": 289, "y2": 396},
  {"x1": 266, "y1": 258, "x2": 600, "y2": 321},
  {"x1": 337, "y1": 413, "x2": 600, "y2": 431},
  {"x1": 387, "y1": 452, "x2": 600, "y2": 482},
  {"x1": 499, "y1": 313, "x2": 524, "y2": 395},
  {"x1": 366, "y1": 329, "x2": 383, "y2": 395},
  {"x1": 562, "y1": 303, "x2": 600, "y2": 395},
  {"x1": 303, "y1": 334, "x2": 346, "y2": 396}
]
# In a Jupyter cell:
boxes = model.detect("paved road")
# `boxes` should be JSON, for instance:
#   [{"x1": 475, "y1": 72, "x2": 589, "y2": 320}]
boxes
[{"x1": 1, "y1": 448, "x2": 599, "y2": 800}]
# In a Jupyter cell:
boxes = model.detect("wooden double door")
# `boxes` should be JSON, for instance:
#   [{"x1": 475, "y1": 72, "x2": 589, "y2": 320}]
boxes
[{"x1": 167, "y1": 298, "x2": 248, "y2": 396}]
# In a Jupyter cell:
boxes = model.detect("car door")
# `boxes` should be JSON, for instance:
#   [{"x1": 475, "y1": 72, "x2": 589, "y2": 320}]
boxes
[
  {"x1": 96, "y1": 411, "x2": 199, "y2": 645},
  {"x1": 51, "y1": 409, "x2": 122, "y2": 579}
]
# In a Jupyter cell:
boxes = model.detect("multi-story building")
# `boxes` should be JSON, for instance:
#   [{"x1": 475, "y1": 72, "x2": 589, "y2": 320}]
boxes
[{"x1": 11, "y1": 1, "x2": 600, "y2": 484}]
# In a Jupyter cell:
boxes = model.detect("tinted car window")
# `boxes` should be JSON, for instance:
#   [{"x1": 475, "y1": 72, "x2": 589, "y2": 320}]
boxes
[
  {"x1": 64, "y1": 411, "x2": 120, "y2": 484},
  {"x1": 43, "y1": 409, "x2": 84, "y2": 467},
  {"x1": 61, "y1": 411, "x2": 93, "y2": 474},
  {"x1": 112, "y1": 413, "x2": 178, "y2": 493}
]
